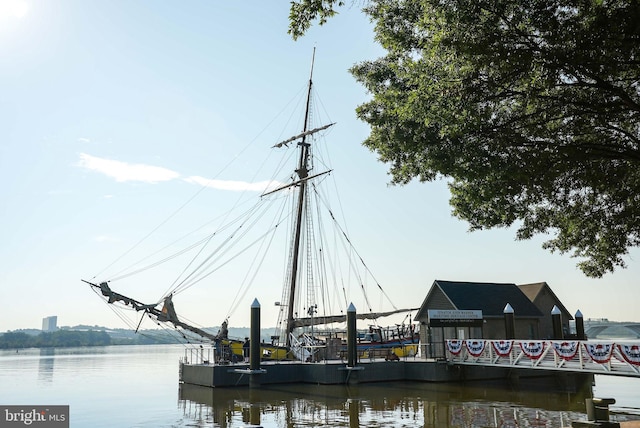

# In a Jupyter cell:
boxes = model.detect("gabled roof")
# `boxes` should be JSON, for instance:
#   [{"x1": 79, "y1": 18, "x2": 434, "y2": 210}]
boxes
[
  {"x1": 518, "y1": 282, "x2": 546, "y2": 301},
  {"x1": 518, "y1": 282, "x2": 574, "y2": 320},
  {"x1": 417, "y1": 280, "x2": 544, "y2": 319}
]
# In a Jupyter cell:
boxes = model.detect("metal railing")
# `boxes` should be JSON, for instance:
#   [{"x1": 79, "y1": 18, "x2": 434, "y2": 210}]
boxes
[
  {"x1": 182, "y1": 345, "x2": 239, "y2": 365},
  {"x1": 445, "y1": 339, "x2": 640, "y2": 377}
]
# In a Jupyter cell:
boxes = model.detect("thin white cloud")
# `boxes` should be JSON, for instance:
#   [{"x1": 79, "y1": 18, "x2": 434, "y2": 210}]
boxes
[
  {"x1": 77, "y1": 153, "x2": 282, "y2": 191},
  {"x1": 77, "y1": 137, "x2": 91, "y2": 143},
  {"x1": 77, "y1": 153, "x2": 180, "y2": 183},
  {"x1": 184, "y1": 176, "x2": 282, "y2": 193}
]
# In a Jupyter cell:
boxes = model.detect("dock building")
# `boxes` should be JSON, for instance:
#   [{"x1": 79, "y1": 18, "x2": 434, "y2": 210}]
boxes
[{"x1": 414, "y1": 280, "x2": 574, "y2": 359}]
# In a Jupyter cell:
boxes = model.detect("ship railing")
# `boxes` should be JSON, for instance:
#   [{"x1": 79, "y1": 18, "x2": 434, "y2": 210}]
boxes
[
  {"x1": 335, "y1": 343, "x2": 419, "y2": 362},
  {"x1": 182, "y1": 345, "x2": 216, "y2": 365},
  {"x1": 445, "y1": 339, "x2": 640, "y2": 377},
  {"x1": 182, "y1": 344, "x2": 240, "y2": 366}
]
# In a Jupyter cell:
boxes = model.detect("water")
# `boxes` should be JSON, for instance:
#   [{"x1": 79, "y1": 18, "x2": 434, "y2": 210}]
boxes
[{"x1": 0, "y1": 344, "x2": 638, "y2": 427}]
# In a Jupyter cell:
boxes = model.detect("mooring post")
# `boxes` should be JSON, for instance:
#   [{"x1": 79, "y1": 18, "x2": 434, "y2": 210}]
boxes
[
  {"x1": 503, "y1": 303, "x2": 515, "y2": 339},
  {"x1": 249, "y1": 298, "x2": 262, "y2": 389},
  {"x1": 228, "y1": 299, "x2": 266, "y2": 388},
  {"x1": 575, "y1": 309, "x2": 585, "y2": 340},
  {"x1": 250, "y1": 298, "x2": 261, "y2": 371},
  {"x1": 347, "y1": 303, "x2": 356, "y2": 367},
  {"x1": 586, "y1": 397, "x2": 617, "y2": 423},
  {"x1": 551, "y1": 305, "x2": 563, "y2": 339}
]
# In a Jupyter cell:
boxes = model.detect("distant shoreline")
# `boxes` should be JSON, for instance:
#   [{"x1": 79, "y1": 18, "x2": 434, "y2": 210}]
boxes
[{"x1": 0, "y1": 325, "x2": 275, "y2": 350}]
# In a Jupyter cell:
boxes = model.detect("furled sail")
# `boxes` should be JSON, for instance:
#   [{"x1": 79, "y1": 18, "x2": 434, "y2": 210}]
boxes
[
  {"x1": 83, "y1": 280, "x2": 220, "y2": 341},
  {"x1": 289, "y1": 308, "x2": 419, "y2": 329},
  {"x1": 261, "y1": 170, "x2": 332, "y2": 197},
  {"x1": 272, "y1": 123, "x2": 335, "y2": 148}
]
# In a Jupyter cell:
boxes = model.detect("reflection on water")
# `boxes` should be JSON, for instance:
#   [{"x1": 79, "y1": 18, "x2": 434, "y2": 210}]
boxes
[
  {"x1": 179, "y1": 379, "x2": 591, "y2": 427},
  {"x1": 2, "y1": 345, "x2": 639, "y2": 427},
  {"x1": 37, "y1": 348, "x2": 55, "y2": 383}
]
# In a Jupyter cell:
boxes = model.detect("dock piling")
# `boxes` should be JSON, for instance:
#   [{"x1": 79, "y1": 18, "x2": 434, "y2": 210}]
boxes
[
  {"x1": 249, "y1": 298, "x2": 263, "y2": 388},
  {"x1": 504, "y1": 303, "x2": 515, "y2": 339},
  {"x1": 347, "y1": 303, "x2": 356, "y2": 368},
  {"x1": 586, "y1": 398, "x2": 617, "y2": 423},
  {"x1": 575, "y1": 310, "x2": 586, "y2": 340},
  {"x1": 552, "y1": 305, "x2": 564, "y2": 340}
]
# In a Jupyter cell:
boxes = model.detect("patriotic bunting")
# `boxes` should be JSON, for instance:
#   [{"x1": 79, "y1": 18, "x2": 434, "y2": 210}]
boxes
[
  {"x1": 552, "y1": 341, "x2": 579, "y2": 360},
  {"x1": 520, "y1": 341, "x2": 545, "y2": 359},
  {"x1": 492, "y1": 340, "x2": 513, "y2": 357},
  {"x1": 584, "y1": 343, "x2": 614, "y2": 363},
  {"x1": 444, "y1": 338, "x2": 640, "y2": 373},
  {"x1": 617, "y1": 344, "x2": 640, "y2": 366},
  {"x1": 446, "y1": 339, "x2": 463, "y2": 355},
  {"x1": 466, "y1": 340, "x2": 486, "y2": 357}
]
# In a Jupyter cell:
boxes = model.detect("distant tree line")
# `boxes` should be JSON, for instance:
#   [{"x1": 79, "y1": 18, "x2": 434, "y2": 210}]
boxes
[
  {"x1": 0, "y1": 330, "x2": 111, "y2": 349},
  {"x1": 0, "y1": 328, "x2": 203, "y2": 349},
  {"x1": 0, "y1": 325, "x2": 276, "y2": 349}
]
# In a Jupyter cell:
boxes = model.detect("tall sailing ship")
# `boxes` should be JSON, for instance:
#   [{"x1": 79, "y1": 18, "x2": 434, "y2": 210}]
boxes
[{"x1": 84, "y1": 50, "x2": 418, "y2": 362}]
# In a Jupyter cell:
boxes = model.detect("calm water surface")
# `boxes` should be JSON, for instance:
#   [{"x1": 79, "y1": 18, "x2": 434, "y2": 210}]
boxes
[{"x1": 0, "y1": 344, "x2": 638, "y2": 427}]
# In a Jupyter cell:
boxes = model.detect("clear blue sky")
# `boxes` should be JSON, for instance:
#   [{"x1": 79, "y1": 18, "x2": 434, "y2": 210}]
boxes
[{"x1": 1, "y1": 1, "x2": 638, "y2": 333}]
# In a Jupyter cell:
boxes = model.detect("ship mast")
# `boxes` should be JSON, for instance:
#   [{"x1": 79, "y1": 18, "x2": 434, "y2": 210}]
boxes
[{"x1": 285, "y1": 48, "x2": 316, "y2": 348}]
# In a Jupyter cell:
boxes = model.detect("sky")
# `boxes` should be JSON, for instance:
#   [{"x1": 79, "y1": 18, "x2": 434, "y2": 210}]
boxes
[{"x1": 1, "y1": 1, "x2": 638, "y2": 334}]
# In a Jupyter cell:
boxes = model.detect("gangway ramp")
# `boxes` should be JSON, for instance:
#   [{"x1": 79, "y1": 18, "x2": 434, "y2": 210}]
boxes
[{"x1": 446, "y1": 339, "x2": 640, "y2": 378}]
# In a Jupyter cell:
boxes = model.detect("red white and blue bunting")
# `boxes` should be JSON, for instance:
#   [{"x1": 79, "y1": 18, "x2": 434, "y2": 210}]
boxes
[
  {"x1": 617, "y1": 344, "x2": 640, "y2": 366},
  {"x1": 520, "y1": 341, "x2": 545, "y2": 359},
  {"x1": 584, "y1": 343, "x2": 614, "y2": 364},
  {"x1": 447, "y1": 339, "x2": 640, "y2": 370},
  {"x1": 446, "y1": 339, "x2": 463, "y2": 355},
  {"x1": 552, "y1": 341, "x2": 579, "y2": 361},
  {"x1": 492, "y1": 340, "x2": 514, "y2": 357},
  {"x1": 465, "y1": 340, "x2": 486, "y2": 357}
]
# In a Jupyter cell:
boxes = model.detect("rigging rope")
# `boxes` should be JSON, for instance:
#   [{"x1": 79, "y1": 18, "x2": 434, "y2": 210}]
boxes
[
  {"x1": 86, "y1": 72, "x2": 405, "y2": 341},
  {"x1": 312, "y1": 186, "x2": 399, "y2": 312},
  {"x1": 89, "y1": 82, "x2": 307, "y2": 289}
]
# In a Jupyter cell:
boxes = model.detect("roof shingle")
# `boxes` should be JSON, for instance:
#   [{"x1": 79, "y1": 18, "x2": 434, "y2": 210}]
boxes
[{"x1": 434, "y1": 280, "x2": 544, "y2": 318}]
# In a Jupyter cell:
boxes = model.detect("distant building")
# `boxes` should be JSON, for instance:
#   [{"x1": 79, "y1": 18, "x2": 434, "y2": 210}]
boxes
[{"x1": 42, "y1": 316, "x2": 58, "y2": 332}]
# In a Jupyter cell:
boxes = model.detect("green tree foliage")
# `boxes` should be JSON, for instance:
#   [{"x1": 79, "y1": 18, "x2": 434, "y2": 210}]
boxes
[
  {"x1": 290, "y1": 0, "x2": 640, "y2": 277},
  {"x1": 0, "y1": 332, "x2": 31, "y2": 349},
  {"x1": 0, "y1": 330, "x2": 111, "y2": 349},
  {"x1": 289, "y1": 0, "x2": 345, "y2": 40}
]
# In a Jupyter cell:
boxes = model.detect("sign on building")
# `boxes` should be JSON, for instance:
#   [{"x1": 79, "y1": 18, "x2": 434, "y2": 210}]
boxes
[{"x1": 427, "y1": 309, "x2": 483, "y2": 327}]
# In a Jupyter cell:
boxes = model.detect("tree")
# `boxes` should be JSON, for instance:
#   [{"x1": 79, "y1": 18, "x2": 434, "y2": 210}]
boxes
[
  {"x1": 289, "y1": 0, "x2": 640, "y2": 277},
  {"x1": 289, "y1": 0, "x2": 345, "y2": 40},
  {"x1": 0, "y1": 332, "x2": 32, "y2": 349}
]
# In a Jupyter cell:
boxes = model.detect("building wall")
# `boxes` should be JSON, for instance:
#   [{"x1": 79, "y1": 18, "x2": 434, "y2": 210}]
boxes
[
  {"x1": 483, "y1": 319, "x2": 506, "y2": 339},
  {"x1": 532, "y1": 293, "x2": 571, "y2": 339},
  {"x1": 421, "y1": 287, "x2": 456, "y2": 314},
  {"x1": 515, "y1": 319, "x2": 540, "y2": 339},
  {"x1": 420, "y1": 316, "x2": 543, "y2": 359},
  {"x1": 474, "y1": 318, "x2": 540, "y2": 340}
]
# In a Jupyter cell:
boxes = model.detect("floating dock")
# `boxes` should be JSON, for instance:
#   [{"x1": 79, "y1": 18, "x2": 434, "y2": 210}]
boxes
[{"x1": 179, "y1": 358, "x2": 592, "y2": 390}]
